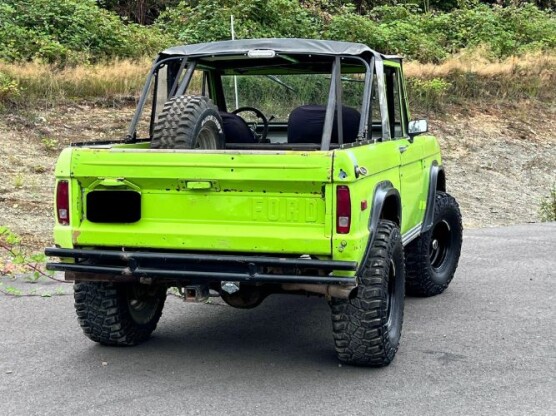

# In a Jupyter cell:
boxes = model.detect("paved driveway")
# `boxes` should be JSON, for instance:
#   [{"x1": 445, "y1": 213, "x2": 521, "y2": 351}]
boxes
[{"x1": 1, "y1": 223, "x2": 554, "y2": 415}]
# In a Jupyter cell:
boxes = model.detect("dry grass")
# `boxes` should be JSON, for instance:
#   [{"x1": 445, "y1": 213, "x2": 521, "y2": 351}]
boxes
[
  {"x1": 405, "y1": 49, "x2": 555, "y2": 77},
  {"x1": 1, "y1": 51, "x2": 555, "y2": 110},
  {"x1": 0, "y1": 59, "x2": 151, "y2": 107},
  {"x1": 405, "y1": 50, "x2": 556, "y2": 103}
]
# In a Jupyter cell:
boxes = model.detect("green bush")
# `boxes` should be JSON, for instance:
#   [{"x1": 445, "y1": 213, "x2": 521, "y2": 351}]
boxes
[
  {"x1": 0, "y1": 0, "x2": 171, "y2": 64},
  {"x1": 0, "y1": 72, "x2": 21, "y2": 106},
  {"x1": 324, "y1": 4, "x2": 555, "y2": 62},
  {"x1": 422, "y1": 4, "x2": 555, "y2": 59},
  {"x1": 539, "y1": 185, "x2": 556, "y2": 222},
  {"x1": 406, "y1": 78, "x2": 451, "y2": 111},
  {"x1": 0, "y1": 1, "x2": 554, "y2": 64},
  {"x1": 157, "y1": 0, "x2": 323, "y2": 43}
]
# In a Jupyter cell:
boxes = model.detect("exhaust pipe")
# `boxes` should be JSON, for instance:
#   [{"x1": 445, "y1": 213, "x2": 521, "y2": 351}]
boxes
[{"x1": 281, "y1": 283, "x2": 357, "y2": 299}]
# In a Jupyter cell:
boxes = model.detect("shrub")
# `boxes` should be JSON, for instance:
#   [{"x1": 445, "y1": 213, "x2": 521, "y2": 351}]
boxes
[
  {"x1": 0, "y1": 0, "x2": 171, "y2": 64},
  {"x1": 323, "y1": 4, "x2": 556, "y2": 62},
  {"x1": 406, "y1": 78, "x2": 451, "y2": 111},
  {"x1": 0, "y1": 226, "x2": 67, "y2": 296},
  {"x1": 0, "y1": 72, "x2": 21, "y2": 108},
  {"x1": 539, "y1": 185, "x2": 556, "y2": 222},
  {"x1": 157, "y1": 0, "x2": 323, "y2": 44},
  {"x1": 1, "y1": 1, "x2": 554, "y2": 65}
]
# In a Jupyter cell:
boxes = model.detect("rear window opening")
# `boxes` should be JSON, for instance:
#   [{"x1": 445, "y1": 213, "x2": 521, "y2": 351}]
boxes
[
  {"x1": 86, "y1": 191, "x2": 141, "y2": 223},
  {"x1": 131, "y1": 53, "x2": 373, "y2": 151}
]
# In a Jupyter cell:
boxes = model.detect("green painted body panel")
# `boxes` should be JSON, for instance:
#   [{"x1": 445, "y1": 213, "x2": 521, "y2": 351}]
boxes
[
  {"x1": 399, "y1": 135, "x2": 442, "y2": 233},
  {"x1": 52, "y1": 135, "x2": 440, "y2": 274},
  {"x1": 330, "y1": 142, "x2": 401, "y2": 269},
  {"x1": 54, "y1": 148, "x2": 335, "y2": 255}
]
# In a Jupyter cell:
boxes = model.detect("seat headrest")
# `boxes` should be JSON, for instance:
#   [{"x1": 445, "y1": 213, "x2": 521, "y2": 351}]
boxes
[
  {"x1": 287, "y1": 105, "x2": 361, "y2": 144},
  {"x1": 220, "y1": 112, "x2": 257, "y2": 144}
]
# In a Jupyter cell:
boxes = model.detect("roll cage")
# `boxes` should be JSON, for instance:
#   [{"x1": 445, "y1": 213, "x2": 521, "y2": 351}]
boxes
[{"x1": 127, "y1": 39, "x2": 410, "y2": 151}]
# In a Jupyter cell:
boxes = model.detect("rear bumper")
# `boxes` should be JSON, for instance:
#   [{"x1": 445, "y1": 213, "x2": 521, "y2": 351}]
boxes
[{"x1": 45, "y1": 248, "x2": 357, "y2": 285}]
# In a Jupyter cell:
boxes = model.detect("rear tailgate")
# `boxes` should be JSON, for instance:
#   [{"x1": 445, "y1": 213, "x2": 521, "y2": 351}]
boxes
[{"x1": 55, "y1": 148, "x2": 334, "y2": 256}]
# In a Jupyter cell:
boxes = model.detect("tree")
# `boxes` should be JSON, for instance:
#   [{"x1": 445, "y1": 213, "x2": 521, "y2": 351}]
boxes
[{"x1": 98, "y1": 0, "x2": 180, "y2": 24}]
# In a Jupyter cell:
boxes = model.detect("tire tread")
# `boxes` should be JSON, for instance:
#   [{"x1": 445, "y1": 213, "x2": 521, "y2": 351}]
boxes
[
  {"x1": 151, "y1": 95, "x2": 220, "y2": 149},
  {"x1": 405, "y1": 191, "x2": 463, "y2": 297},
  {"x1": 74, "y1": 282, "x2": 165, "y2": 346},
  {"x1": 331, "y1": 220, "x2": 405, "y2": 367}
]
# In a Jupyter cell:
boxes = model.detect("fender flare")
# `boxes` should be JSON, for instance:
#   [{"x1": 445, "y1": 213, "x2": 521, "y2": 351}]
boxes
[
  {"x1": 357, "y1": 181, "x2": 401, "y2": 275},
  {"x1": 422, "y1": 162, "x2": 445, "y2": 234}
]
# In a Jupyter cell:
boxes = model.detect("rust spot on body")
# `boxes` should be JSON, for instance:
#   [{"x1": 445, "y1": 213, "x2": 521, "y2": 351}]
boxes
[{"x1": 72, "y1": 230, "x2": 81, "y2": 245}]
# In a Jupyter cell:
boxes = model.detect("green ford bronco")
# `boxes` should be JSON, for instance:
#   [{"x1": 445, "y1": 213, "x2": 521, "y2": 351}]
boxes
[{"x1": 45, "y1": 39, "x2": 462, "y2": 367}]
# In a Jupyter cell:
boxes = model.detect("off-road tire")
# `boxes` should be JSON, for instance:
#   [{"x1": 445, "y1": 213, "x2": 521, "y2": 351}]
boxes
[
  {"x1": 74, "y1": 282, "x2": 166, "y2": 346},
  {"x1": 330, "y1": 220, "x2": 405, "y2": 367},
  {"x1": 405, "y1": 191, "x2": 463, "y2": 297},
  {"x1": 151, "y1": 95, "x2": 225, "y2": 149}
]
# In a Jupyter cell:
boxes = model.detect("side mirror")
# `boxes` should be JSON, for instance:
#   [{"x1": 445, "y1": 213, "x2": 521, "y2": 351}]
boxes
[{"x1": 408, "y1": 119, "x2": 428, "y2": 138}]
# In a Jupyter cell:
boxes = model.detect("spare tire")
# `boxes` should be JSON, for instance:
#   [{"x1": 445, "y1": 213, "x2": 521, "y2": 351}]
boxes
[{"x1": 151, "y1": 95, "x2": 225, "y2": 149}]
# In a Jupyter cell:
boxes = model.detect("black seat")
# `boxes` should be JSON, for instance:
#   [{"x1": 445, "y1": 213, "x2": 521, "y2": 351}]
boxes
[
  {"x1": 287, "y1": 105, "x2": 361, "y2": 144},
  {"x1": 220, "y1": 112, "x2": 257, "y2": 144}
]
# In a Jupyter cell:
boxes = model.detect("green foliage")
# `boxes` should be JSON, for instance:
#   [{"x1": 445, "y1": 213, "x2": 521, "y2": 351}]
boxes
[
  {"x1": 406, "y1": 78, "x2": 451, "y2": 111},
  {"x1": 41, "y1": 137, "x2": 60, "y2": 153},
  {"x1": 0, "y1": 226, "x2": 50, "y2": 277},
  {"x1": 539, "y1": 185, "x2": 556, "y2": 222},
  {"x1": 0, "y1": 1, "x2": 554, "y2": 64},
  {"x1": 13, "y1": 174, "x2": 24, "y2": 189},
  {"x1": 422, "y1": 3, "x2": 556, "y2": 58},
  {"x1": 0, "y1": 0, "x2": 171, "y2": 64},
  {"x1": 157, "y1": 0, "x2": 323, "y2": 43},
  {"x1": 0, "y1": 72, "x2": 21, "y2": 105},
  {"x1": 0, "y1": 226, "x2": 21, "y2": 246},
  {"x1": 325, "y1": 7, "x2": 447, "y2": 62},
  {"x1": 325, "y1": 3, "x2": 555, "y2": 62},
  {"x1": 1, "y1": 285, "x2": 23, "y2": 296},
  {"x1": 0, "y1": 226, "x2": 66, "y2": 297}
]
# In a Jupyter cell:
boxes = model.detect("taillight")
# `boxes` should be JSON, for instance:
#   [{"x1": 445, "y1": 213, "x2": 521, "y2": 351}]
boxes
[
  {"x1": 56, "y1": 180, "x2": 70, "y2": 225},
  {"x1": 336, "y1": 185, "x2": 351, "y2": 234}
]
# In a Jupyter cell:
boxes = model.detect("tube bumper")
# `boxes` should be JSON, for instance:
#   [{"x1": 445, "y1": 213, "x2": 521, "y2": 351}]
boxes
[{"x1": 45, "y1": 248, "x2": 357, "y2": 285}]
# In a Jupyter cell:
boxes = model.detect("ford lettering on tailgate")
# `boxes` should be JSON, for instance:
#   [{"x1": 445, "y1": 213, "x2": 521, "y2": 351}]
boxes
[{"x1": 251, "y1": 197, "x2": 322, "y2": 223}]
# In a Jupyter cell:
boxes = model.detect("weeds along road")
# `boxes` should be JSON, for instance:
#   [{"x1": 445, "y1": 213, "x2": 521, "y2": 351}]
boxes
[{"x1": 0, "y1": 223, "x2": 554, "y2": 416}]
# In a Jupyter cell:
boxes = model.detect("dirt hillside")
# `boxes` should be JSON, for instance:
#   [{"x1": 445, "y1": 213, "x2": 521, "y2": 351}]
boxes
[{"x1": 0, "y1": 102, "x2": 554, "y2": 250}]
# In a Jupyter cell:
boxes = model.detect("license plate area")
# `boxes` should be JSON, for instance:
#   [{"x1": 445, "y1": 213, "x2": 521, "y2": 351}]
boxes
[{"x1": 86, "y1": 190, "x2": 141, "y2": 223}]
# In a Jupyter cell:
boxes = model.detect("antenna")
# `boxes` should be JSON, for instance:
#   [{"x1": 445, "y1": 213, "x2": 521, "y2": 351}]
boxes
[{"x1": 231, "y1": 15, "x2": 239, "y2": 110}]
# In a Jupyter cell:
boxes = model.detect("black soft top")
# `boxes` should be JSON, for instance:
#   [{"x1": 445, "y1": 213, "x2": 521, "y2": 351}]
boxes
[{"x1": 161, "y1": 38, "x2": 379, "y2": 58}]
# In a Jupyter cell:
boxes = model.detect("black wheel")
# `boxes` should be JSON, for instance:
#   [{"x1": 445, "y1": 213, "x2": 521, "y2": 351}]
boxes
[
  {"x1": 231, "y1": 106, "x2": 269, "y2": 142},
  {"x1": 74, "y1": 281, "x2": 166, "y2": 346},
  {"x1": 330, "y1": 220, "x2": 405, "y2": 367},
  {"x1": 405, "y1": 191, "x2": 463, "y2": 297},
  {"x1": 151, "y1": 95, "x2": 225, "y2": 149}
]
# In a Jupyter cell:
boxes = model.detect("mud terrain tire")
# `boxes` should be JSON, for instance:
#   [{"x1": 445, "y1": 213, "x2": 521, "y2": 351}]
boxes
[
  {"x1": 405, "y1": 191, "x2": 463, "y2": 297},
  {"x1": 330, "y1": 220, "x2": 405, "y2": 367},
  {"x1": 74, "y1": 281, "x2": 166, "y2": 346},
  {"x1": 151, "y1": 95, "x2": 225, "y2": 149}
]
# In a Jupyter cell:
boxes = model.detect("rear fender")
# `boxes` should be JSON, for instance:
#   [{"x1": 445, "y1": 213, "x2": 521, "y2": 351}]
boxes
[
  {"x1": 357, "y1": 181, "x2": 401, "y2": 275},
  {"x1": 422, "y1": 162, "x2": 444, "y2": 233}
]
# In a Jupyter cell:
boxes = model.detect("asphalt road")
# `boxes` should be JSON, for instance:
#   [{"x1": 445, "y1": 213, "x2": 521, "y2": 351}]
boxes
[{"x1": 1, "y1": 223, "x2": 554, "y2": 416}]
